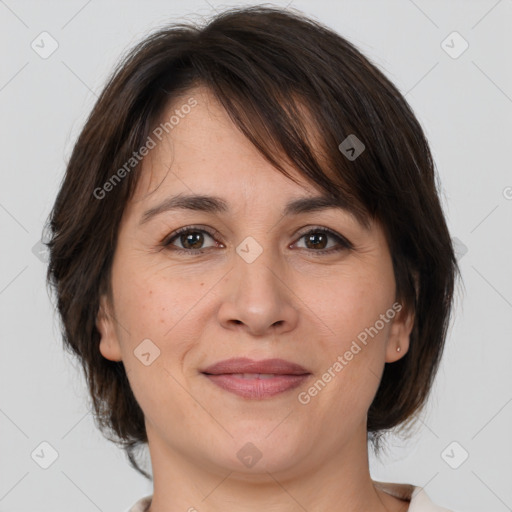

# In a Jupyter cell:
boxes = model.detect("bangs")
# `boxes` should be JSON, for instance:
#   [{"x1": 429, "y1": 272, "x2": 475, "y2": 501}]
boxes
[
  {"x1": 132, "y1": 45, "x2": 377, "y2": 231},
  {"x1": 208, "y1": 81, "x2": 374, "y2": 232}
]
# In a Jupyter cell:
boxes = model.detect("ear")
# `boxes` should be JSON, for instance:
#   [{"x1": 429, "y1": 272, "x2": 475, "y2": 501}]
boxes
[
  {"x1": 96, "y1": 294, "x2": 123, "y2": 362},
  {"x1": 385, "y1": 301, "x2": 415, "y2": 363}
]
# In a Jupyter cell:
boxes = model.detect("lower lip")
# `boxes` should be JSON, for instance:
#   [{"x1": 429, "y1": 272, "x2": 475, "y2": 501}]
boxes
[{"x1": 203, "y1": 373, "x2": 310, "y2": 399}]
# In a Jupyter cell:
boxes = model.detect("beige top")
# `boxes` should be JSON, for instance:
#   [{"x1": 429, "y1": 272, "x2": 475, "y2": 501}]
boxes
[{"x1": 127, "y1": 480, "x2": 453, "y2": 511}]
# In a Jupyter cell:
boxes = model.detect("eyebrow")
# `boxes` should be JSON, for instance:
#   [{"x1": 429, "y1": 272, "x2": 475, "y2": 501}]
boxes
[{"x1": 139, "y1": 193, "x2": 370, "y2": 229}]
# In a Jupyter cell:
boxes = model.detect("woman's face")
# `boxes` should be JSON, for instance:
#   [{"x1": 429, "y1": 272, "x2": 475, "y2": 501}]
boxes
[{"x1": 97, "y1": 86, "x2": 413, "y2": 477}]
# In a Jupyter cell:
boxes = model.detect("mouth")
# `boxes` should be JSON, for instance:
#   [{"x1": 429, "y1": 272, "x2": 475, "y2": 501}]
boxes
[{"x1": 200, "y1": 357, "x2": 311, "y2": 399}]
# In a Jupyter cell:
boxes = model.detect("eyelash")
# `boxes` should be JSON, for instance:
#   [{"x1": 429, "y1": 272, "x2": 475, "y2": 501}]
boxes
[{"x1": 161, "y1": 225, "x2": 353, "y2": 255}]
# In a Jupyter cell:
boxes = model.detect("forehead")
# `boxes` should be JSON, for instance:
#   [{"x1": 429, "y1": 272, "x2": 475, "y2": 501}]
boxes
[
  {"x1": 123, "y1": 85, "x2": 372, "y2": 233},
  {"x1": 132, "y1": 86, "x2": 318, "y2": 202}
]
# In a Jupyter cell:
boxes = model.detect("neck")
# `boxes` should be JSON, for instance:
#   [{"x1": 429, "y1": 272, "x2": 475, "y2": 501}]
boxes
[{"x1": 145, "y1": 422, "x2": 404, "y2": 512}]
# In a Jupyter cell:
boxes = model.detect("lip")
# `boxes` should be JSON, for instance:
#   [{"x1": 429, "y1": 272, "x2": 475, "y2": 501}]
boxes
[
  {"x1": 203, "y1": 374, "x2": 310, "y2": 399},
  {"x1": 201, "y1": 358, "x2": 311, "y2": 400},
  {"x1": 201, "y1": 357, "x2": 309, "y2": 375}
]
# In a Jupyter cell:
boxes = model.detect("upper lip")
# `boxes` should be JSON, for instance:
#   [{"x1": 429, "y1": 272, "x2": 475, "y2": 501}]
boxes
[{"x1": 201, "y1": 357, "x2": 310, "y2": 375}]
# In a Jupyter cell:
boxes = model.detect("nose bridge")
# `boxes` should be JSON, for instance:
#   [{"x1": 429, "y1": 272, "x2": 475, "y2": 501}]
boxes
[
  {"x1": 233, "y1": 232, "x2": 284, "y2": 299},
  {"x1": 216, "y1": 231, "x2": 298, "y2": 335}
]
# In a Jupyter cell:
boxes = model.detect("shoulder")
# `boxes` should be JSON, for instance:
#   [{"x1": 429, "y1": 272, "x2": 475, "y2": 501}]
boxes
[
  {"x1": 409, "y1": 486, "x2": 453, "y2": 511},
  {"x1": 126, "y1": 495, "x2": 152, "y2": 512},
  {"x1": 373, "y1": 480, "x2": 453, "y2": 511},
  {"x1": 127, "y1": 487, "x2": 461, "y2": 512}
]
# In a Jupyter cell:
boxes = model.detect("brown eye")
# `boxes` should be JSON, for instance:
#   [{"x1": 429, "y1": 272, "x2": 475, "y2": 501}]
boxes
[
  {"x1": 164, "y1": 227, "x2": 218, "y2": 252},
  {"x1": 304, "y1": 232, "x2": 328, "y2": 250},
  {"x1": 163, "y1": 226, "x2": 352, "y2": 255},
  {"x1": 295, "y1": 228, "x2": 353, "y2": 254},
  {"x1": 179, "y1": 231, "x2": 206, "y2": 250}
]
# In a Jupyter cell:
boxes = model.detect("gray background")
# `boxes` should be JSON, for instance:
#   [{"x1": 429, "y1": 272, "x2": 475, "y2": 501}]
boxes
[{"x1": 1, "y1": 0, "x2": 511, "y2": 511}]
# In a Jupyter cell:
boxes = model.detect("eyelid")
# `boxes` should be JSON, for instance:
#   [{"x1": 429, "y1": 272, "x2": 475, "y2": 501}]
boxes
[
  {"x1": 162, "y1": 224, "x2": 353, "y2": 253},
  {"x1": 161, "y1": 225, "x2": 221, "y2": 247},
  {"x1": 293, "y1": 226, "x2": 354, "y2": 251}
]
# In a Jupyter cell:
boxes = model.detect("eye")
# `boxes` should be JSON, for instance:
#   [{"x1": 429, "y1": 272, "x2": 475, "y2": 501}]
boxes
[
  {"x1": 293, "y1": 227, "x2": 353, "y2": 254},
  {"x1": 162, "y1": 225, "x2": 353, "y2": 255},
  {"x1": 162, "y1": 226, "x2": 221, "y2": 254}
]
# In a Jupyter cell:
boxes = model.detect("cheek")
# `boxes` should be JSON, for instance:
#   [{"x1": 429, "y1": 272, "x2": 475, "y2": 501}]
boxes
[
  {"x1": 314, "y1": 267, "x2": 395, "y2": 344},
  {"x1": 112, "y1": 256, "x2": 197, "y2": 334},
  {"x1": 111, "y1": 262, "x2": 214, "y2": 377},
  {"x1": 305, "y1": 269, "x2": 395, "y2": 399},
  {"x1": 113, "y1": 273, "x2": 203, "y2": 423}
]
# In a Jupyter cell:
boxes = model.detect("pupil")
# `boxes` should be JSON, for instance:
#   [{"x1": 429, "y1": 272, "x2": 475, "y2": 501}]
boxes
[
  {"x1": 179, "y1": 232, "x2": 328, "y2": 251},
  {"x1": 182, "y1": 232, "x2": 203, "y2": 249},
  {"x1": 307, "y1": 233, "x2": 327, "y2": 249}
]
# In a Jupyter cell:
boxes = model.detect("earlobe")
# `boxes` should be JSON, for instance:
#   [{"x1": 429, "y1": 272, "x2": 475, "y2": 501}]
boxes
[
  {"x1": 385, "y1": 303, "x2": 415, "y2": 363},
  {"x1": 96, "y1": 295, "x2": 123, "y2": 362}
]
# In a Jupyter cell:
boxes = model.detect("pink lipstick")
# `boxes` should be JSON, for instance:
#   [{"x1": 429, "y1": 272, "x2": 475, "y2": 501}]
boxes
[{"x1": 201, "y1": 357, "x2": 311, "y2": 399}]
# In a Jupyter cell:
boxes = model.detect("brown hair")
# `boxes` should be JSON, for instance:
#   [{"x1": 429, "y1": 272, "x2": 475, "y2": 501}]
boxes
[{"x1": 46, "y1": 5, "x2": 460, "y2": 478}]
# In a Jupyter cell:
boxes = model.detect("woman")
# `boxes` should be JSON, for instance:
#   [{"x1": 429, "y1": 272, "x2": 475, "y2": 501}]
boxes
[{"x1": 46, "y1": 5, "x2": 461, "y2": 511}]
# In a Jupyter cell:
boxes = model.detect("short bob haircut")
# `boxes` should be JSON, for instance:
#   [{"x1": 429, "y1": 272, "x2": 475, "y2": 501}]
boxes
[{"x1": 46, "y1": 5, "x2": 460, "y2": 479}]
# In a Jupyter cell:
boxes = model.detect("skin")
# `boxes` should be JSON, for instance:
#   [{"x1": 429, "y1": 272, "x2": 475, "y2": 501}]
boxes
[{"x1": 96, "y1": 86, "x2": 414, "y2": 512}]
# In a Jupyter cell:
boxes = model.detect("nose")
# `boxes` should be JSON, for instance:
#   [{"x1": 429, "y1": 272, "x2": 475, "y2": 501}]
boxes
[{"x1": 216, "y1": 245, "x2": 299, "y2": 337}]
